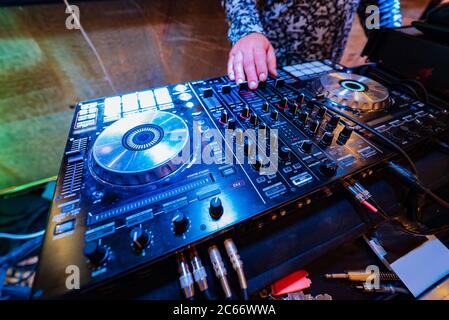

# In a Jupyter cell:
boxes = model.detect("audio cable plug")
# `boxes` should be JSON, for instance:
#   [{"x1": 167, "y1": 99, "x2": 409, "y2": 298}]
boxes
[
  {"x1": 189, "y1": 247, "x2": 212, "y2": 300},
  {"x1": 355, "y1": 283, "x2": 409, "y2": 295},
  {"x1": 208, "y1": 245, "x2": 233, "y2": 299},
  {"x1": 224, "y1": 239, "x2": 249, "y2": 300},
  {"x1": 342, "y1": 180, "x2": 378, "y2": 214},
  {"x1": 324, "y1": 270, "x2": 399, "y2": 282},
  {"x1": 177, "y1": 253, "x2": 195, "y2": 300}
]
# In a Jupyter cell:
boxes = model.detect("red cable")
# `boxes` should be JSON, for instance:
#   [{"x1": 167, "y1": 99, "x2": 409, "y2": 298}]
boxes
[{"x1": 361, "y1": 200, "x2": 378, "y2": 213}]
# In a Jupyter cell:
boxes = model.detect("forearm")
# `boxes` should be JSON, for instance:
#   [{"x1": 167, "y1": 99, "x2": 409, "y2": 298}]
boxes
[{"x1": 221, "y1": 0, "x2": 265, "y2": 44}]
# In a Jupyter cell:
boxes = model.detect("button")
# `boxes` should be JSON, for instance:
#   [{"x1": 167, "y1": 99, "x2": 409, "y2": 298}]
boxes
[
  {"x1": 283, "y1": 166, "x2": 292, "y2": 173},
  {"x1": 54, "y1": 219, "x2": 76, "y2": 235},
  {"x1": 292, "y1": 163, "x2": 302, "y2": 170},
  {"x1": 267, "y1": 173, "x2": 277, "y2": 179},
  {"x1": 220, "y1": 166, "x2": 236, "y2": 177},
  {"x1": 256, "y1": 176, "x2": 267, "y2": 184}
]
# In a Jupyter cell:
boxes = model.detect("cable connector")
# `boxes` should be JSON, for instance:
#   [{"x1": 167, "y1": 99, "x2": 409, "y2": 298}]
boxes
[
  {"x1": 177, "y1": 253, "x2": 195, "y2": 300},
  {"x1": 208, "y1": 245, "x2": 232, "y2": 299},
  {"x1": 224, "y1": 239, "x2": 248, "y2": 299},
  {"x1": 189, "y1": 248, "x2": 209, "y2": 293}
]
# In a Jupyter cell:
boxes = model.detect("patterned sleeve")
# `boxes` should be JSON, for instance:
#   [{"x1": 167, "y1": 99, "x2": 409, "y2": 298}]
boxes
[{"x1": 221, "y1": 0, "x2": 266, "y2": 44}]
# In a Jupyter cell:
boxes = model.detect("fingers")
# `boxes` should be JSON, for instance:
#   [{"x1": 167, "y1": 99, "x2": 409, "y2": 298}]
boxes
[
  {"x1": 253, "y1": 47, "x2": 268, "y2": 82},
  {"x1": 233, "y1": 50, "x2": 245, "y2": 84},
  {"x1": 227, "y1": 54, "x2": 235, "y2": 81},
  {"x1": 267, "y1": 46, "x2": 277, "y2": 77},
  {"x1": 243, "y1": 50, "x2": 259, "y2": 89}
]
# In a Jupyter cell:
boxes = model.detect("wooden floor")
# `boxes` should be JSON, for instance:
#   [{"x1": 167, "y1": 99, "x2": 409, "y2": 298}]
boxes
[{"x1": 0, "y1": 0, "x2": 428, "y2": 189}]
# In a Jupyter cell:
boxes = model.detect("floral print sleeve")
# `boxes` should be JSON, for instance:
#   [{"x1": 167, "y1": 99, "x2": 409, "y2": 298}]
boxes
[
  {"x1": 220, "y1": 0, "x2": 388, "y2": 66},
  {"x1": 221, "y1": 0, "x2": 266, "y2": 45}
]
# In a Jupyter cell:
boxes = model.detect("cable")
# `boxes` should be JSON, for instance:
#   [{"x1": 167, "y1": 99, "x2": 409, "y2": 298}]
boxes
[
  {"x1": 62, "y1": 0, "x2": 117, "y2": 95},
  {"x1": 387, "y1": 161, "x2": 449, "y2": 209},
  {"x1": 0, "y1": 230, "x2": 44, "y2": 240}
]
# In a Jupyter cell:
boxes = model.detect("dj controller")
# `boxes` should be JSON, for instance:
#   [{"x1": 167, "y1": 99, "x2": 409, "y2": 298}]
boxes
[{"x1": 32, "y1": 60, "x2": 449, "y2": 298}]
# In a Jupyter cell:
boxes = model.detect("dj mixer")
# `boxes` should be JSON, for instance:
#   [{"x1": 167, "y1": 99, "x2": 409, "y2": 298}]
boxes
[{"x1": 32, "y1": 60, "x2": 449, "y2": 298}]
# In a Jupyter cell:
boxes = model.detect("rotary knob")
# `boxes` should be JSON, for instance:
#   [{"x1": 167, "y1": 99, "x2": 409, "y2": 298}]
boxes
[
  {"x1": 316, "y1": 106, "x2": 327, "y2": 119},
  {"x1": 250, "y1": 114, "x2": 258, "y2": 126},
  {"x1": 261, "y1": 102, "x2": 270, "y2": 112},
  {"x1": 279, "y1": 97, "x2": 289, "y2": 110},
  {"x1": 172, "y1": 211, "x2": 189, "y2": 235},
  {"x1": 296, "y1": 93, "x2": 305, "y2": 105},
  {"x1": 270, "y1": 110, "x2": 279, "y2": 121},
  {"x1": 83, "y1": 242, "x2": 108, "y2": 266},
  {"x1": 308, "y1": 120, "x2": 320, "y2": 134},
  {"x1": 227, "y1": 118, "x2": 237, "y2": 130},
  {"x1": 337, "y1": 125, "x2": 354, "y2": 144},
  {"x1": 297, "y1": 111, "x2": 309, "y2": 124},
  {"x1": 300, "y1": 140, "x2": 313, "y2": 153},
  {"x1": 279, "y1": 146, "x2": 291, "y2": 161},
  {"x1": 320, "y1": 132, "x2": 334, "y2": 147},
  {"x1": 259, "y1": 122, "x2": 267, "y2": 130},
  {"x1": 288, "y1": 103, "x2": 299, "y2": 115},
  {"x1": 220, "y1": 110, "x2": 228, "y2": 124},
  {"x1": 130, "y1": 227, "x2": 150, "y2": 251},
  {"x1": 327, "y1": 115, "x2": 340, "y2": 129},
  {"x1": 319, "y1": 159, "x2": 338, "y2": 177},
  {"x1": 209, "y1": 197, "x2": 224, "y2": 220},
  {"x1": 241, "y1": 106, "x2": 251, "y2": 119}
]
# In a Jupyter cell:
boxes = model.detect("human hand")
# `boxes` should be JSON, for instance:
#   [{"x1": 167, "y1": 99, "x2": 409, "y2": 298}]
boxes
[{"x1": 227, "y1": 33, "x2": 277, "y2": 89}]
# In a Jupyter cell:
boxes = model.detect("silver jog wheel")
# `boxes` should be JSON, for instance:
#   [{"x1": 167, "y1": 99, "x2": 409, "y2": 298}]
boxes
[
  {"x1": 318, "y1": 72, "x2": 390, "y2": 112},
  {"x1": 91, "y1": 111, "x2": 189, "y2": 185}
]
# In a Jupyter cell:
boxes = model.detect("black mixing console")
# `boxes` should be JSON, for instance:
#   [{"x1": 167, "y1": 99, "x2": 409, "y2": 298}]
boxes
[{"x1": 32, "y1": 60, "x2": 449, "y2": 298}]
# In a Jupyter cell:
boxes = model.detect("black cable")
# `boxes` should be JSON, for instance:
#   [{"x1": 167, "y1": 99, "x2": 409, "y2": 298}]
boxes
[
  {"x1": 241, "y1": 288, "x2": 249, "y2": 300},
  {"x1": 202, "y1": 288, "x2": 213, "y2": 300}
]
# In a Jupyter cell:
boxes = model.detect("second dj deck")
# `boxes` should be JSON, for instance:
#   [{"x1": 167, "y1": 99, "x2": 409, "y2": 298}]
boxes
[{"x1": 32, "y1": 60, "x2": 449, "y2": 298}]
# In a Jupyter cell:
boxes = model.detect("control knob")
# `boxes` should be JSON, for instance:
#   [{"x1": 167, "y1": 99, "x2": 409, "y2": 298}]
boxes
[
  {"x1": 261, "y1": 102, "x2": 270, "y2": 112},
  {"x1": 319, "y1": 159, "x2": 338, "y2": 177},
  {"x1": 220, "y1": 110, "x2": 228, "y2": 124},
  {"x1": 327, "y1": 115, "x2": 340, "y2": 129},
  {"x1": 316, "y1": 106, "x2": 327, "y2": 119},
  {"x1": 297, "y1": 111, "x2": 309, "y2": 124},
  {"x1": 270, "y1": 110, "x2": 279, "y2": 121},
  {"x1": 279, "y1": 146, "x2": 291, "y2": 161},
  {"x1": 83, "y1": 242, "x2": 108, "y2": 266},
  {"x1": 296, "y1": 93, "x2": 305, "y2": 105},
  {"x1": 250, "y1": 114, "x2": 258, "y2": 126},
  {"x1": 337, "y1": 125, "x2": 354, "y2": 143},
  {"x1": 130, "y1": 227, "x2": 150, "y2": 251},
  {"x1": 320, "y1": 131, "x2": 334, "y2": 147},
  {"x1": 241, "y1": 106, "x2": 251, "y2": 119},
  {"x1": 227, "y1": 118, "x2": 237, "y2": 130},
  {"x1": 279, "y1": 97, "x2": 289, "y2": 110},
  {"x1": 300, "y1": 140, "x2": 313, "y2": 153},
  {"x1": 288, "y1": 103, "x2": 299, "y2": 115},
  {"x1": 209, "y1": 197, "x2": 224, "y2": 220},
  {"x1": 308, "y1": 120, "x2": 320, "y2": 134},
  {"x1": 172, "y1": 211, "x2": 189, "y2": 235}
]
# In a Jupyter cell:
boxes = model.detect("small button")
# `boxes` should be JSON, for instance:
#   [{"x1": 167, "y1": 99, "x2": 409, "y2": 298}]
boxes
[
  {"x1": 256, "y1": 176, "x2": 267, "y2": 184},
  {"x1": 283, "y1": 166, "x2": 292, "y2": 173}
]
